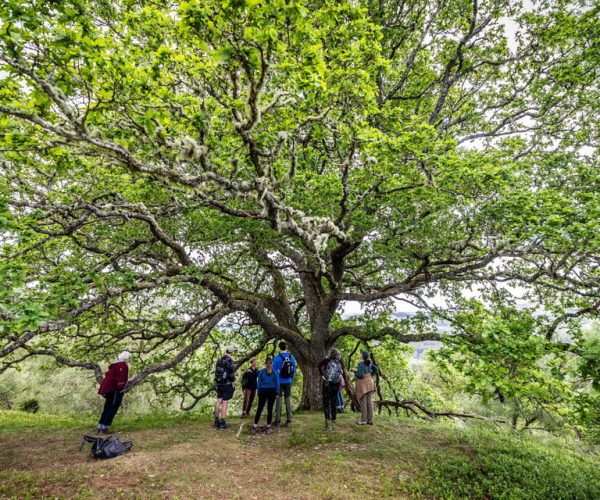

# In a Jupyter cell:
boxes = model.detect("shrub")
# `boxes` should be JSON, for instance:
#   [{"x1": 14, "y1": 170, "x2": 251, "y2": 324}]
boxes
[{"x1": 19, "y1": 399, "x2": 40, "y2": 414}]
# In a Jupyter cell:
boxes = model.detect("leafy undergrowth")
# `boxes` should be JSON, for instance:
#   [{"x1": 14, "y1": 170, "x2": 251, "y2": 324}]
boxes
[{"x1": 1, "y1": 409, "x2": 599, "y2": 499}]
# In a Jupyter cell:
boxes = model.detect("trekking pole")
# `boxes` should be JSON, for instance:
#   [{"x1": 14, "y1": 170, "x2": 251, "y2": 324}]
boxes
[{"x1": 236, "y1": 421, "x2": 245, "y2": 438}]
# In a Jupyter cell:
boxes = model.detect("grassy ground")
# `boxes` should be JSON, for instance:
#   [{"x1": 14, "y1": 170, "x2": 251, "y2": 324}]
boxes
[{"x1": 1, "y1": 409, "x2": 599, "y2": 499}]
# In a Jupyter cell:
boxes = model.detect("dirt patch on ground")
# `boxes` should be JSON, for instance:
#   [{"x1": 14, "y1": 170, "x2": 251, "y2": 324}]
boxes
[{"x1": 1, "y1": 416, "x2": 419, "y2": 498}]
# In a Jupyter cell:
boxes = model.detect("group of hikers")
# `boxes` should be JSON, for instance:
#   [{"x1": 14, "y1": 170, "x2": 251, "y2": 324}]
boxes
[
  {"x1": 213, "y1": 342, "x2": 298, "y2": 433},
  {"x1": 213, "y1": 341, "x2": 378, "y2": 432},
  {"x1": 96, "y1": 342, "x2": 378, "y2": 434}
]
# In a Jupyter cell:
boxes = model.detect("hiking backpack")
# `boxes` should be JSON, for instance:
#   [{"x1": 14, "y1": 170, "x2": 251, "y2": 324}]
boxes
[
  {"x1": 215, "y1": 357, "x2": 229, "y2": 384},
  {"x1": 79, "y1": 434, "x2": 133, "y2": 459},
  {"x1": 279, "y1": 353, "x2": 294, "y2": 379},
  {"x1": 325, "y1": 359, "x2": 343, "y2": 384}
]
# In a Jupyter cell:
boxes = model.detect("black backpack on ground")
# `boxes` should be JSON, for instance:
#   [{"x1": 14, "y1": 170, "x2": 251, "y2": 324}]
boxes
[
  {"x1": 79, "y1": 434, "x2": 133, "y2": 459},
  {"x1": 279, "y1": 353, "x2": 294, "y2": 379}
]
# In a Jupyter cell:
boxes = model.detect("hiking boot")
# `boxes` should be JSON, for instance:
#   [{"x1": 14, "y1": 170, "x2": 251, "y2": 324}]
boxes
[
  {"x1": 367, "y1": 421, "x2": 374, "y2": 425},
  {"x1": 283, "y1": 420, "x2": 292, "y2": 428},
  {"x1": 251, "y1": 424, "x2": 258, "y2": 435},
  {"x1": 213, "y1": 416, "x2": 220, "y2": 428},
  {"x1": 265, "y1": 425, "x2": 273, "y2": 434},
  {"x1": 218, "y1": 420, "x2": 230, "y2": 430},
  {"x1": 324, "y1": 421, "x2": 332, "y2": 431}
]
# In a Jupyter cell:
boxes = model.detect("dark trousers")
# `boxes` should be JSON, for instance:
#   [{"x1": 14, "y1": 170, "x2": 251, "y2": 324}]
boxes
[
  {"x1": 99, "y1": 390, "x2": 124, "y2": 427},
  {"x1": 242, "y1": 388, "x2": 256, "y2": 415},
  {"x1": 254, "y1": 388, "x2": 277, "y2": 425},
  {"x1": 322, "y1": 382, "x2": 338, "y2": 421}
]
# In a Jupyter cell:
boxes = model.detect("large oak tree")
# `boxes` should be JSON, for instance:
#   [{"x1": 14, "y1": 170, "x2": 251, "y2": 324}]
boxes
[{"x1": 1, "y1": 0, "x2": 598, "y2": 408}]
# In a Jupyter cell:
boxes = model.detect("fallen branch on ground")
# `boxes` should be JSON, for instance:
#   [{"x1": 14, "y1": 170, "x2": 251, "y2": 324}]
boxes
[{"x1": 375, "y1": 399, "x2": 506, "y2": 424}]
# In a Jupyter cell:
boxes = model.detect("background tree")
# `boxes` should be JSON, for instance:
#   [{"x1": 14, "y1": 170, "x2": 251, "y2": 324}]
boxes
[{"x1": 1, "y1": 0, "x2": 598, "y2": 409}]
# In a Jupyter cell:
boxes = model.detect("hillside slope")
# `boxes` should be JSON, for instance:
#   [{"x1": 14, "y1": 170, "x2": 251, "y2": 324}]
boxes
[{"x1": 1, "y1": 410, "x2": 599, "y2": 499}]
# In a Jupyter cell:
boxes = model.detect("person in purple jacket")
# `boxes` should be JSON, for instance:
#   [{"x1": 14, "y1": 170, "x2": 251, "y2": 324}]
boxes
[{"x1": 251, "y1": 356, "x2": 280, "y2": 434}]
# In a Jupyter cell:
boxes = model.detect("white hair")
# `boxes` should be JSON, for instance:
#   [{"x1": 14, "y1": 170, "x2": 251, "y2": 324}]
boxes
[{"x1": 118, "y1": 351, "x2": 131, "y2": 362}]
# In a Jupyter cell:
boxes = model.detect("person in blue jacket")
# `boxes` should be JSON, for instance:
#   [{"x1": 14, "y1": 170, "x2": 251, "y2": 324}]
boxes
[
  {"x1": 272, "y1": 341, "x2": 297, "y2": 427},
  {"x1": 251, "y1": 356, "x2": 280, "y2": 434}
]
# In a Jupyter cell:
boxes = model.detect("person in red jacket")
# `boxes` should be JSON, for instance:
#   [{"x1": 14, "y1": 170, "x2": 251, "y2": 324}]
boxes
[{"x1": 97, "y1": 351, "x2": 131, "y2": 434}]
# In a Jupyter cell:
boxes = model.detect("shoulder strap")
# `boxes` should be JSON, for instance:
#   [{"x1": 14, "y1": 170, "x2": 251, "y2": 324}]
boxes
[{"x1": 79, "y1": 436, "x2": 90, "y2": 451}]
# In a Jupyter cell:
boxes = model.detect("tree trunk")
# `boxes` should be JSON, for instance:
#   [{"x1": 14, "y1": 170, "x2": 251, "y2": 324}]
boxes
[
  {"x1": 295, "y1": 337, "x2": 330, "y2": 411},
  {"x1": 298, "y1": 360, "x2": 323, "y2": 410}
]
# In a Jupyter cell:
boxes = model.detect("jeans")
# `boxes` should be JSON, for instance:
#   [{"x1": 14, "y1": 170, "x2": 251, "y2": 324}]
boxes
[
  {"x1": 336, "y1": 389, "x2": 345, "y2": 413},
  {"x1": 322, "y1": 382, "x2": 338, "y2": 421},
  {"x1": 254, "y1": 388, "x2": 278, "y2": 425},
  {"x1": 98, "y1": 390, "x2": 124, "y2": 427},
  {"x1": 275, "y1": 382, "x2": 293, "y2": 423}
]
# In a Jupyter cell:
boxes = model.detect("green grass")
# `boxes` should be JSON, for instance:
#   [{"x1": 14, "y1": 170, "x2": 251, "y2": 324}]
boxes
[
  {"x1": 0, "y1": 408, "x2": 209, "y2": 432},
  {"x1": 108, "y1": 410, "x2": 210, "y2": 431},
  {"x1": 1, "y1": 409, "x2": 599, "y2": 499},
  {"x1": 408, "y1": 427, "x2": 600, "y2": 499},
  {"x1": 0, "y1": 409, "x2": 85, "y2": 431}
]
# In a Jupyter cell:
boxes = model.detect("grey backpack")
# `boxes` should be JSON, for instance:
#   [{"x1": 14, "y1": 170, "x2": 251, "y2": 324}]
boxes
[{"x1": 325, "y1": 359, "x2": 343, "y2": 384}]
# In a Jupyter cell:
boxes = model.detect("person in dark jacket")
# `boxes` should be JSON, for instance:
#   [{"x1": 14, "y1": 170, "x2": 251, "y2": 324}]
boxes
[
  {"x1": 97, "y1": 351, "x2": 131, "y2": 434},
  {"x1": 251, "y1": 356, "x2": 280, "y2": 434},
  {"x1": 214, "y1": 345, "x2": 237, "y2": 430},
  {"x1": 241, "y1": 357, "x2": 258, "y2": 418},
  {"x1": 317, "y1": 348, "x2": 344, "y2": 431}
]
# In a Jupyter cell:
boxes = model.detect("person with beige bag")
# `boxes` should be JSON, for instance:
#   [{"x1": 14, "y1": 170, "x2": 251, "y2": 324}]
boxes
[{"x1": 354, "y1": 350, "x2": 378, "y2": 425}]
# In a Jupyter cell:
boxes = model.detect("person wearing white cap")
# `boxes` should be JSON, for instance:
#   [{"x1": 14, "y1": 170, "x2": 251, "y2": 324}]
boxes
[
  {"x1": 213, "y1": 345, "x2": 237, "y2": 429},
  {"x1": 96, "y1": 351, "x2": 131, "y2": 434}
]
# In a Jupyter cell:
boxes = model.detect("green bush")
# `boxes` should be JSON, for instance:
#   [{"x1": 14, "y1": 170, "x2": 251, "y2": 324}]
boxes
[
  {"x1": 19, "y1": 399, "x2": 40, "y2": 414},
  {"x1": 402, "y1": 427, "x2": 600, "y2": 499}
]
